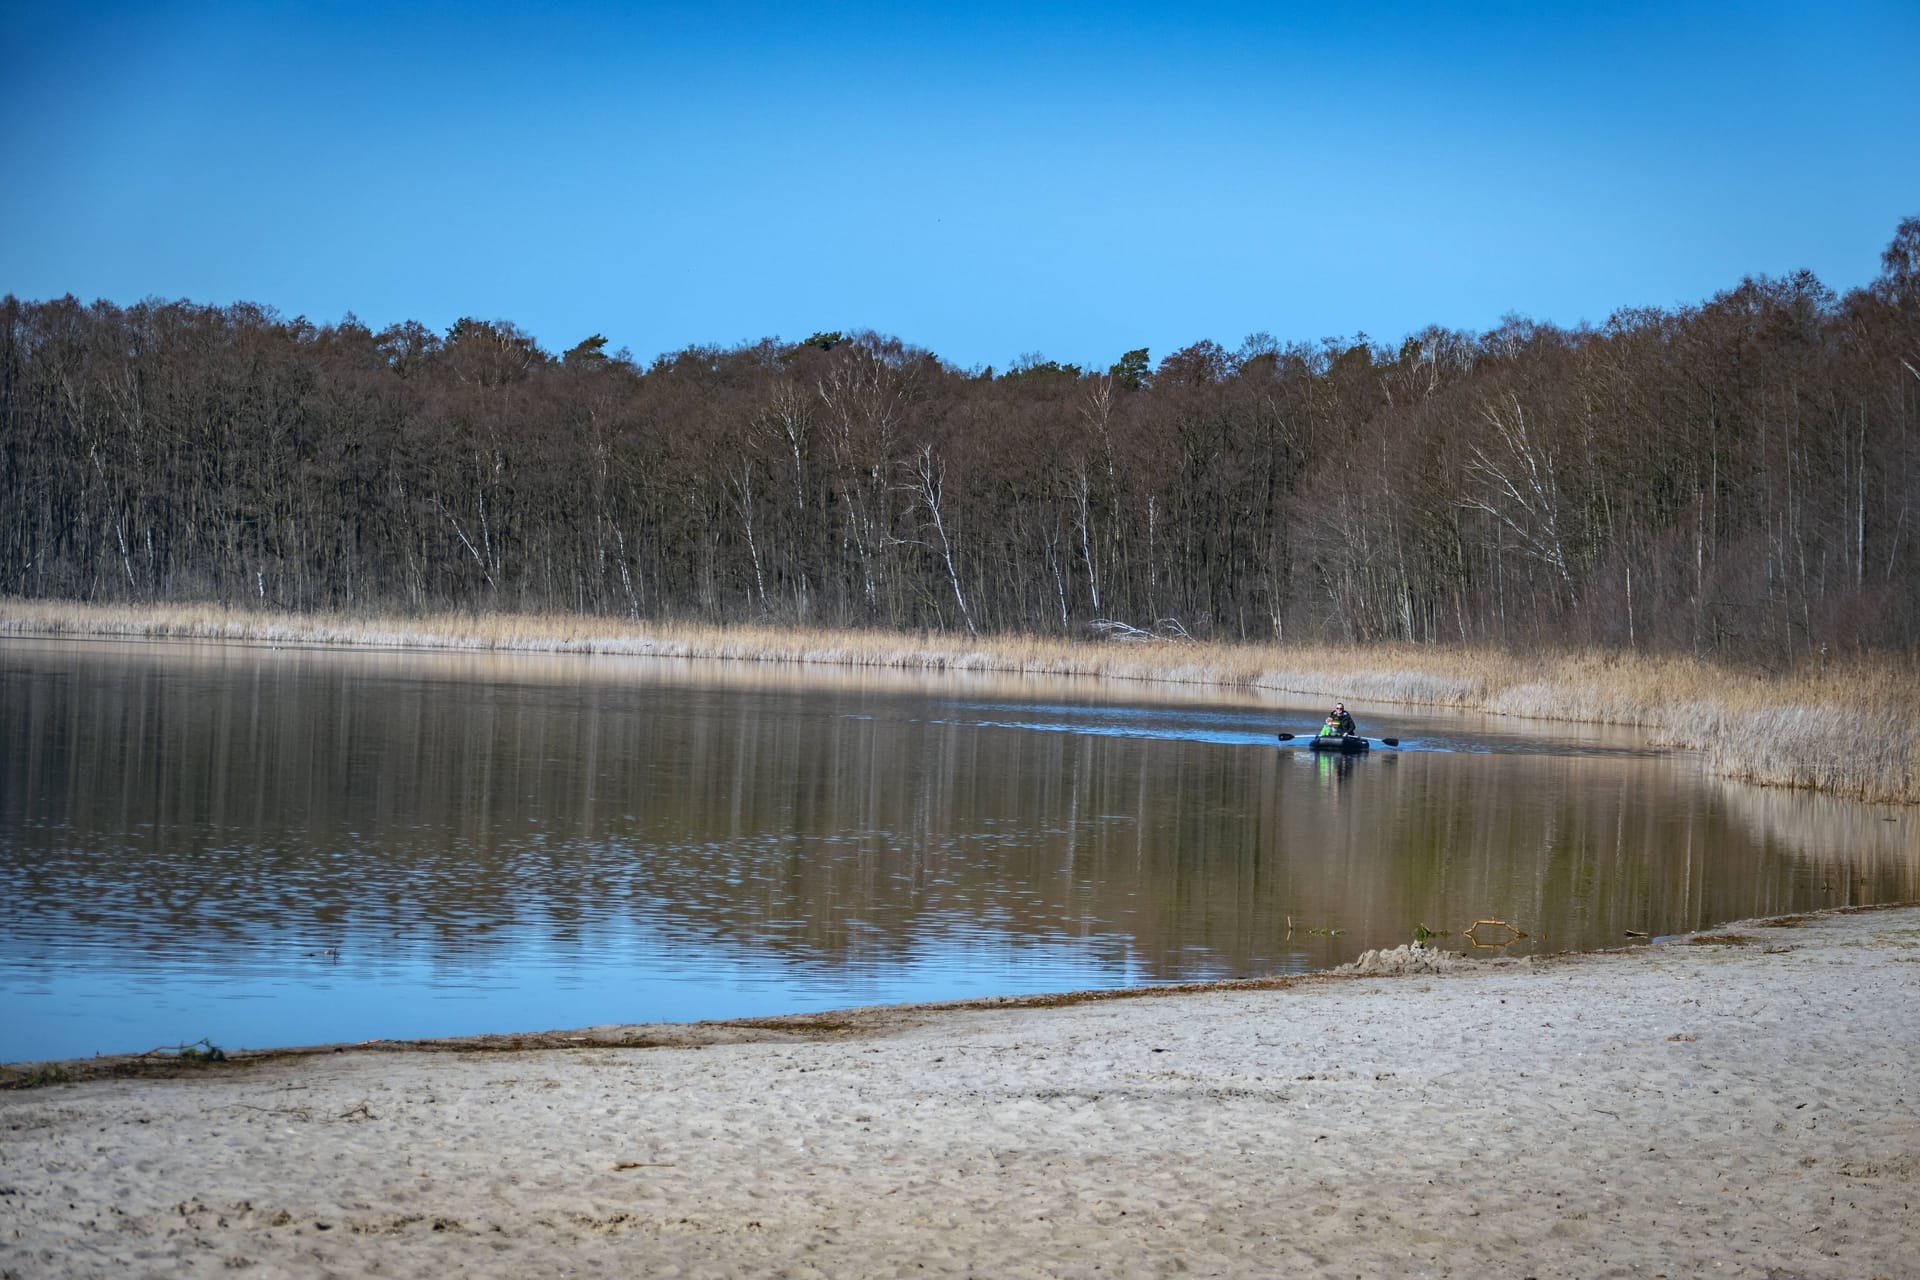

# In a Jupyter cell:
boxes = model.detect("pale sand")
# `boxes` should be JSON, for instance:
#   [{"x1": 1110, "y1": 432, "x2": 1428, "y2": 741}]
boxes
[{"x1": 4, "y1": 908, "x2": 1916, "y2": 1279}]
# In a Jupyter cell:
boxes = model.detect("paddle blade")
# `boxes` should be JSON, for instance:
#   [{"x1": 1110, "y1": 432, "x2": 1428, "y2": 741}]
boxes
[
  {"x1": 1276, "y1": 732, "x2": 1294, "y2": 742},
  {"x1": 1380, "y1": 737, "x2": 1400, "y2": 746}
]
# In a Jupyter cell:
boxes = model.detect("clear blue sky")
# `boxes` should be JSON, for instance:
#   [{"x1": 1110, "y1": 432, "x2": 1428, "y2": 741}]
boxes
[{"x1": 3, "y1": 1, "x2": 1916, "y2": 371}]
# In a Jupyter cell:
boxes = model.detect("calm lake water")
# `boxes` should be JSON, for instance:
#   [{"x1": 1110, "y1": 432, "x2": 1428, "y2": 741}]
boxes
[{"x1": 3, "y1": 637, "x2": 1914, "y2": 1063}]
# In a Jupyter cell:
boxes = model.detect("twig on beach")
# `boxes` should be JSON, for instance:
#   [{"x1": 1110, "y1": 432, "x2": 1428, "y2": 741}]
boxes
[
  {"x1": 1463, "y1": 919, "x2": 1528, "y2": 948},
  {"x1": 138, "y1": 1037, "x2": 226, "y2": 1062},
  {"x1": 231, "y1": 1103, "x2": 316, "y2": 1121},
  {"x1": 612, "y1": 1161, "x2": 676, "y2": 1170}
]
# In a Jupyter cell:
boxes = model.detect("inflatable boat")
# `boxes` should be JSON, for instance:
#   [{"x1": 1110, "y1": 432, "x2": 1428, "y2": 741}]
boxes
[{"x1": 1306, "y1": 734, "x2": 1371, "y2": 753}]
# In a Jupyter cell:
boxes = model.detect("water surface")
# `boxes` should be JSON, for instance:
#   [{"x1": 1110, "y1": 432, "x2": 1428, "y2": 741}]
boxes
[{"x1": 3, "y1": 638, "x2": 1913, "y2": 1062}]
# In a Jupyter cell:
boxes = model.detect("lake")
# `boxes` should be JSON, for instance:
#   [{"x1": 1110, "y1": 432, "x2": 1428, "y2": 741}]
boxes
[{"x1": 3, "y1": 637, "x2": 1913, "y2": 1063}]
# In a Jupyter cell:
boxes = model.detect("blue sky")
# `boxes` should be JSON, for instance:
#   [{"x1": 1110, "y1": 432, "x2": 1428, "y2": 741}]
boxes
[{"x1": 3, "y1": 1, "x2": 1916, "y2": 371}]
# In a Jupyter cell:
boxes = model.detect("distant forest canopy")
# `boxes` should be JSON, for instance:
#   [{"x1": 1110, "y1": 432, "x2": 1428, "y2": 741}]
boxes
[{"x1": 4, "y1": 218, "x2": 1918, "y2": 662}]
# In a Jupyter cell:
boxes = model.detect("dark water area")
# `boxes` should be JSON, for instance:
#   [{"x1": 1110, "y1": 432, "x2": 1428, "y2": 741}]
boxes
[{"x1": 3, "y1": 638, "x2": 1914, "y2": 1063}]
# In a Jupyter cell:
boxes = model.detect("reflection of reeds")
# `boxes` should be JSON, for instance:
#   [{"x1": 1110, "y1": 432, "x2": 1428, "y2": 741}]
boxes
[
  {"x1": 1710, "y1": 775, "x2": 1920, "y2": 877},
  {"x1": 4, "y1": 599, "x2": 1917, "y2": 804}
]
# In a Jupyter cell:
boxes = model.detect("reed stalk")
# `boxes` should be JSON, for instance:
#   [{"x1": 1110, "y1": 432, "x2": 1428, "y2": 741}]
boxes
[{"x1": 4, "y1": 598, "x2": 1915, "y2": 805}]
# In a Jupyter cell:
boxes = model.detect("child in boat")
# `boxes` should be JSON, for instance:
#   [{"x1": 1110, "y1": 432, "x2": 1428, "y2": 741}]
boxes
[{"x1": 1318, "y1": 715, "x2": 1343, "y2": 738}]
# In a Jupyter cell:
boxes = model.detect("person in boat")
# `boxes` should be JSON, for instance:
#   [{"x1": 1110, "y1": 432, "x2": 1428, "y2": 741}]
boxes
[
  {"x1": 1317, "y1": 714, "x2": 1343, "y2": 738},
  {"x1": 1329, "y1": 702, "x2": 1356, "y2": 736}
]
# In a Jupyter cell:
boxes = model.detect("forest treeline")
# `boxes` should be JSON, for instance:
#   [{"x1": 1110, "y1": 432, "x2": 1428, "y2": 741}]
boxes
[{"x1": 4, "y1": 219, "x2": 1918, "y2": 662}]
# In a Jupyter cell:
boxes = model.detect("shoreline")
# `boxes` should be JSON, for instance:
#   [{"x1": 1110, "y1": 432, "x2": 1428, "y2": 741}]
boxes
[
  {"x1": 4, "y1": 904, "x2": 1915, "y2": 1277},
  {"x1": 6, "y1": 904, "x2": 1914, "y2": 1083},
  {"x1": 4, "y1": 598, "x2": 1917, "y2": 803}
]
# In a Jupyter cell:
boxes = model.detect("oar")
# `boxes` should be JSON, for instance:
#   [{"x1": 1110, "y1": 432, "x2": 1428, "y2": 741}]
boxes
[{"x1": 1278, "y1": 731, "x2": 1402, "y2": 746}]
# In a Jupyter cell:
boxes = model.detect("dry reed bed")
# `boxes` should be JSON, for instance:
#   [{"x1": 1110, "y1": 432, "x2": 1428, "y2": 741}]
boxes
[{"x1": 4, "y1": 599, "x2": 1916, "y2": 805}]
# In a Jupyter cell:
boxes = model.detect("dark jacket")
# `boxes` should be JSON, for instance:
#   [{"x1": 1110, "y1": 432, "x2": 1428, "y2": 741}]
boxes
[{"x1": 1331, "y1": 709, "x2": 1356, "y2": 735}]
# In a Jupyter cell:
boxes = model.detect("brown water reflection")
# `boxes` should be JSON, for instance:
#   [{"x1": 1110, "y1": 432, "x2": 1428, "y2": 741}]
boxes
[{"x1": 2, "y1": 638, "x2": 1913, "y2": 1061}]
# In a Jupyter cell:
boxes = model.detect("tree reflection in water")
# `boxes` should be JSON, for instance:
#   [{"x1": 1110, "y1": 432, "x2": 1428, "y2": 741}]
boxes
[{"x1": 2, "y1": 639, "x2": 1913, "y2": 1060}]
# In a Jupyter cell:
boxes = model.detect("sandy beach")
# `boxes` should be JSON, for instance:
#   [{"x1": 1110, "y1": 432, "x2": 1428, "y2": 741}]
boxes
[{"x1": 4, "y1": 906, "x2": 1916, "y2": 1279}]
